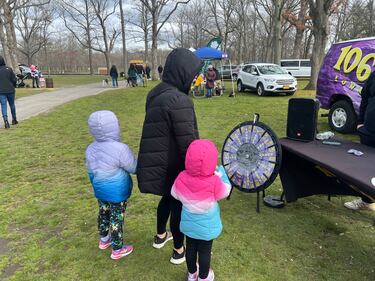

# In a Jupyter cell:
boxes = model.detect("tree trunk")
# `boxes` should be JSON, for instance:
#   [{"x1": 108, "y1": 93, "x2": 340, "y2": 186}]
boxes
[
  {"x1": 119, "y1": 0, "x2": 127, "y2": 74},
  {"x1": 3, "y1": 4, "x2": 18, "y2": 70},
  {"x1": 0, "y1": 19, "x2": 12, "y2": 66},
  {"x1": 305, "y1": 0, "x2": 332, "y2": 90},
  {"x1": 85, "y1": 0, "x2": 94, "y2": 75},
  {"x1": 293, "y1": 28, "x2": 304, "y2": 58},
  {"x1": 151, "y1": 15, "x2": 158, "y2": 80},
  {"x1": 104, "y1": 51, "x2": 111, "y2": 73},
  {"x1": 273, "y1": 0, "x2": 282, "y2": 64}
]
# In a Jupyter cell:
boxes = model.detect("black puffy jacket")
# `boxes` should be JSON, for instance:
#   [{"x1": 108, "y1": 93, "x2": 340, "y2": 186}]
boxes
[
  {"x1": 136, "y1": 48, "x2": 203, "y2": 196},
  {"x1": 0, "y1": 56, "x2": 16, "y2": 94},
  {"x1": 358, "y1": 70, "x2": 375, "y2": 124}
]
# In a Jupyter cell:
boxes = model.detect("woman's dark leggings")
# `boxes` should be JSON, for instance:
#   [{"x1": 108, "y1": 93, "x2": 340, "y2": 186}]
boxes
[
  {"x1": 157, "y1": 195, "x2": 184, "y2": 249},
  {"x1": 186, "y1": 236, "x2": 213, "y2": 279}
]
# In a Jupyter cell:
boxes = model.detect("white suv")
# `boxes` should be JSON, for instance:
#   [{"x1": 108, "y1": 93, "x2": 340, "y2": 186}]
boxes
[{"x1": 237, "y1": 63, "x2": 297, "y2": 96}]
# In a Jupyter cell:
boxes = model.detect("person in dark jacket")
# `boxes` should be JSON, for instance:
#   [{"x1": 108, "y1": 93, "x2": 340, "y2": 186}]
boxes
[
  {"x1": 127, "y1": 64, "x2": 138, "y2": 87},
  {"x1": 344, "y1": 70, "x2": 375, "y2": 211},
  {"x1": 0, "y1": 55, "x2": 18, "y2": 129},
  {"x1": 109, "y1": 65, "x2": 119, "y2": 88},
  {"x1": 157, "y1": 65, "x2": 163, "y2": 80},
  {"x1": 145, "y1": 64, "x2": 151, "y2": 80},
  {"x1": 205, "y1": 65, "x2": 216, "y2": 98},
  {"x1": 137, "y1": 48, "x2": 203, "y2": 265}
]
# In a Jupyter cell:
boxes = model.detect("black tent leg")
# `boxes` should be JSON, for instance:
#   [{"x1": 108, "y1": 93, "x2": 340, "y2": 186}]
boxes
[{"x1": 256, "y1": 191, "x2": 260, "y2": 213}]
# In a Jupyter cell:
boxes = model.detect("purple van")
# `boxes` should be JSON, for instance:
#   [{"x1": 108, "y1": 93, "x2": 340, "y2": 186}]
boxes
[{"x1": 316, "y1": 37, "x2": 375, "y2": 133}]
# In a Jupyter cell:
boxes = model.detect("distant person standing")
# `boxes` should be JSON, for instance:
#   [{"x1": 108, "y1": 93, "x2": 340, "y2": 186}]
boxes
[
  {"x1": 30, "y1": 65, "x2": 40, "y2": 88},
  {"x1": 146, "y1": 64, "x2": 151, "y2": 80},
  {"x1": 110, "y1": 65, "x2": 119, "y2": 88},
  {"x1": 127, "y1": 64, "x2": 138, "y2": 87},
  {"x1": 157, "y1": 65, "x2": 163, "y2": 80},
  {"x1": 205, "y1": 65, "x2": 216, "y2": 98},
  {"x1": 0, "y1": 55, "x2": 18, "y2": 129}
]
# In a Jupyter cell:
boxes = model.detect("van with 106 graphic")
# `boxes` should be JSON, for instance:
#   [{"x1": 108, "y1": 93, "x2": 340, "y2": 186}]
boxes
[{"x1": 316, "y1": 37, "x2": 375, "y2": 133}]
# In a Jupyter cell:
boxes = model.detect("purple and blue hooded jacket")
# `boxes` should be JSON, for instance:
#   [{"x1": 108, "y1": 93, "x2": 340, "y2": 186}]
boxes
[{"x1": 85, "y1": 111, "x2": 137, "y2": 203}]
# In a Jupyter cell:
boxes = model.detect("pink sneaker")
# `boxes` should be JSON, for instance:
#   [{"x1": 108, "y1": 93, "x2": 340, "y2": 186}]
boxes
[
  {"x1": 198, "y1": 269, "x2": 214, "y2": 281},
  {"x1": 98, "y1": 239, "x2": 111, "y2": 250},
  {"x1": 110, "y1": 245, "x2": 134, "y2": 260},
  {"x1": 187, "y1": 271, "x2": 198, "y2": 281}
]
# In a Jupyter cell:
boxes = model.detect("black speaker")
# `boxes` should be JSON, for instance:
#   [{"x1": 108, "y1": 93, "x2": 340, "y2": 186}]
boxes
[{"x1": 287, "y1": 98, "x2": 320, "y2": 142}]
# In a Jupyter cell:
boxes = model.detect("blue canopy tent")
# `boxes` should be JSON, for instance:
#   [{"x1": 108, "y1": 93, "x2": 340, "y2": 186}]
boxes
[
  {"x1": 193, "y1": 47, "x2": 235, "y2": 96},
  {"x1": 194, "y1": 47, "x2": 228, "y2": 60}
]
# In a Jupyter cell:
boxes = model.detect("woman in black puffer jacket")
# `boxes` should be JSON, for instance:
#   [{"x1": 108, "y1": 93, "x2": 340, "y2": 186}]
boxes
[{"x1": 137, "y1": 48, "x2": 203, "y2": 264}]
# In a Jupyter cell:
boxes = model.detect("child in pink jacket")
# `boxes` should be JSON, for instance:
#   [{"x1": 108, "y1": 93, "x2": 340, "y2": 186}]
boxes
[{"x1": 171, "y1": 139, "x2": 231, "y2": 281}]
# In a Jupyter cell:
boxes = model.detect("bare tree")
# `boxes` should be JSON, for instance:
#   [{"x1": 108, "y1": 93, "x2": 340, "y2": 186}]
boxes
[
  {"x1": 60, "y1": 0, "x2": 96, "y2": 74},
  {"x1": 139, "y1": 0, "x2": 191, "y2": 80},
  {"x1": 15, "y1": 5, "x2": 52, "y2": 65},
  {"x1": 89, "y1": 0, "x2": 120, "y2": 71}
]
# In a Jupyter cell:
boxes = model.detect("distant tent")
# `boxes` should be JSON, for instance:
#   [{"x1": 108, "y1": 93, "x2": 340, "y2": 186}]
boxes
[
  {"x1": 193, "y1": 47, "x2": 228, "y2": 60},
  {"x1": 189, "y1": 47, "x2": 196, "y2": 52}
]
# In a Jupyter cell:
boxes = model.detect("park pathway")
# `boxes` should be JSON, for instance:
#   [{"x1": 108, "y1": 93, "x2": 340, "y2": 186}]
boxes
[{"x1": 15, "y1": 83, "x2": 111, "y2": 121}]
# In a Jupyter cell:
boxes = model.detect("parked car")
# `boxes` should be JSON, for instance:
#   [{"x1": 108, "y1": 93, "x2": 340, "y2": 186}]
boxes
[
  {"x1": 237, "y1": 63, "x2": 297, "y2": 96},
  {"x1": 316, "y1": 37, "x2": 375, "y2": 133},
  {"x1": 280, "y1": 59, "x2": 311, "y2": 77},
  {"x1": 217, "y1": 64, "x2": 241, "y2": 80}
]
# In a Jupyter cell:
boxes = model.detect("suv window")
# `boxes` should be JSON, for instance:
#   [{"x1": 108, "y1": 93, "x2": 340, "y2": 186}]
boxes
[
  {"x1": 281, "y1": 61, "x2": 299, "y2": 67},
  {"x1": 249, "y1": 66, "x2": 257, "y2": 74},
  {"x1": 300, "y1": 61, "x2": 311, "y2": 67},
  {"x1": 242, "y1": 65, "x2": 250, "y2": 73}
]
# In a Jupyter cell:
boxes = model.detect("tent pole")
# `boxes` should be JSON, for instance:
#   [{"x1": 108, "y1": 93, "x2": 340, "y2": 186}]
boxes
[{"x1": 229, "y1": 59, "x2": 236, "y2": 97}]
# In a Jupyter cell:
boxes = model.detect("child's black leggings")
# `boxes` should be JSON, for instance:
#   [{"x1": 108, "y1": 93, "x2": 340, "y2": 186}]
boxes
[
  {"x1": 186, "y1": 236, "x2": 213, "y2": 279},
  {"x1": 157, "y1": 195, "x2": 184, "y2": 249}
]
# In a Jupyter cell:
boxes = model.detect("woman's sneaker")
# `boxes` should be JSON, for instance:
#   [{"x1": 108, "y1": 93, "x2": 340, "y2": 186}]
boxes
[
  {"x1": 170, "y1": 247, "x2": 185, "y2": 265},
  {"x1": 198, "y1": 269, "x2": 215, "y2": 281},
  {"x1": 110, "y1": 245, "x2": 134, "y2": 260},
  {"x1": 344, "y1": 198, "x2": 375, "y2": 211},
  {"x1": 153, "y1": 231, "x2": 173, "y2": 249},
  {"x1": 187, "y1": 271, "x2": 198, "y2": 281}
]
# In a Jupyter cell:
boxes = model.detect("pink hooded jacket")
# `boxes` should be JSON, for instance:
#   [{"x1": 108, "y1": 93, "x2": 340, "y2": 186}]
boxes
[{"x1": 171, "y1": 139, "x2": 231, "y2": 240}]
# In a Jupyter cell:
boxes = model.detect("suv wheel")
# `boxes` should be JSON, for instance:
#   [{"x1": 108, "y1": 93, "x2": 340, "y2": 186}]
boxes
[
  {"x1": 237, "y1": 80, "x2": 244, "y2": 92},
  {"x1": 328, "y1": 100, "x2": 357, "y2": 133},
  {"x1": 257, "y1": 83, "x2": 265, "y2": 96}
]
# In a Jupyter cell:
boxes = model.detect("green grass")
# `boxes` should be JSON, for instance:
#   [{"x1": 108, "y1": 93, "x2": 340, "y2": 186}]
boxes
[
  {"x1": 15, "y1": 75, "x2": 106, "y2": 99},
  {"x1": 0, "y1": 83, "x2": 374, "y2": 280},
  {"x1": 49, "y1": 75, "x2": 107, "y2": 88}
]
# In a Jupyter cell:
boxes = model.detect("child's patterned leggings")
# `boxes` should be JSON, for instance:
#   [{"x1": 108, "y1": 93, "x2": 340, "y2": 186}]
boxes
[{"x1": 98, "y1": 200, "x2": 127, "y2": 250}]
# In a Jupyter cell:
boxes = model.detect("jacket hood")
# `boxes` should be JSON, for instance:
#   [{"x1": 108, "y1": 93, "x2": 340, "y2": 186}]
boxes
[
  {"x1": 162, "y1": 48, "x2": 204, "y2": 94},
  {"x1": 185, "y1": 139, "x2": 218, "y2": 177},
  {"x1": 0, "y1": 56, "x2": 5, "y2": 66},
  {"x1": 88, "y1": 110, "x2": 120, "y2": 142}
]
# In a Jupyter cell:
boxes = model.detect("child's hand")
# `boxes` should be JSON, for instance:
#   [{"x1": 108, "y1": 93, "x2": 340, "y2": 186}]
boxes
[{"x1": 215, "y1": 165, "x2": 230, "y2": 185}]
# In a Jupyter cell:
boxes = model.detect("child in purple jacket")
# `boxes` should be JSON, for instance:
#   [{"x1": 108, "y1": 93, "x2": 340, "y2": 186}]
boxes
[{"x1": 86, "y1": 110, "x2": 137, "y2": 260}]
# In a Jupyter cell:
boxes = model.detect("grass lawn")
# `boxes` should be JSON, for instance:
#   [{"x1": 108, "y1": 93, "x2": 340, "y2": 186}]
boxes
[
  {"x1": 50, "y1": 75, "x2": 107, "y2": 88},
  {"x1": 15, "y1": 75, "x2": 106, "y2": 99},
  {"x1": 0, "y1": 82, "x2": 374, "y2": 280}
]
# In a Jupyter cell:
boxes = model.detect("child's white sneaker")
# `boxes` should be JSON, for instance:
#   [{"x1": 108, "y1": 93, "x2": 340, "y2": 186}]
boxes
[
  {"x1": 187, "y1": 271, "x2": 198, "y2": 281},
  {"x1": 198, "y1": 269, "x2": 214, "y2": 281}
]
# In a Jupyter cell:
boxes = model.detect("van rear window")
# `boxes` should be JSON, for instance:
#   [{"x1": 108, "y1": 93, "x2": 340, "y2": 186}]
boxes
[{"x1": 281, "y1": 61, "x2": 299, "y2": 67}]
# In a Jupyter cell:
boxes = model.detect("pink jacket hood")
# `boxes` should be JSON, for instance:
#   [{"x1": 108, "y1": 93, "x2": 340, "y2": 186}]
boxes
[
  {"x1": 185, "y1": 139, "x2": 218, "y2": 178},
  {"x1": 172, "y1": 139, "x2": 230, "y2": 214}
]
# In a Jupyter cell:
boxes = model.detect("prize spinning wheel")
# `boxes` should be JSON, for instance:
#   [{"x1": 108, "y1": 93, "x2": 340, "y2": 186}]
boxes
[{"x1": 221, "y1": 114, "x2": 282, "y2": 211}]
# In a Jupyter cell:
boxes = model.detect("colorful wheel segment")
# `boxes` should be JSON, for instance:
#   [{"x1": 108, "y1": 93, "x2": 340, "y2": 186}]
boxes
[{"x1": 221, "y1": 121, "x2": 282, "y2": 193}]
